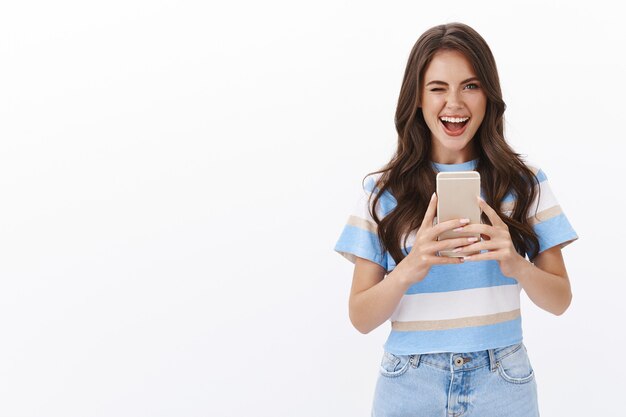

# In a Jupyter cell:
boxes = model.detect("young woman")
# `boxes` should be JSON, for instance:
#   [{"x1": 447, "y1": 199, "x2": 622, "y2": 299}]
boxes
[{"x1": 334, "y1": 22, "x2": 578, "y2": 417}]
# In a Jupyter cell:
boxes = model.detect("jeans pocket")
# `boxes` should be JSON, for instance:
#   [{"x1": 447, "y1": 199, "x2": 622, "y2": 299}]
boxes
[
  {"x1": 379, "y1": 351, "x2": 413, "y2": 378},
  {"x1": 496, "y1": 343, "x2": 535, "y2": 384}
]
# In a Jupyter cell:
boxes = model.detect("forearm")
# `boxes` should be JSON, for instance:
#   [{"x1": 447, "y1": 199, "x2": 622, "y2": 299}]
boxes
[
  {"x1": 349, "y1": 264, "x2": 414, "y2": 334},
  {"x1": 513, "y1": 260, "x2": 572, "y2": 316}
]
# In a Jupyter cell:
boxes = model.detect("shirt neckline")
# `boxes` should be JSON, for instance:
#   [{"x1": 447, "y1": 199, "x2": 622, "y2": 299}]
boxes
[{"x1": 431, "y1": 158, "x2": 479, "y2": 172}]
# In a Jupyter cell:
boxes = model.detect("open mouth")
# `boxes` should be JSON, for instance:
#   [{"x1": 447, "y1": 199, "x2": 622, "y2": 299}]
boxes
[{"x1": 439, "y1": 116, "x2": 469, "y2": 136}]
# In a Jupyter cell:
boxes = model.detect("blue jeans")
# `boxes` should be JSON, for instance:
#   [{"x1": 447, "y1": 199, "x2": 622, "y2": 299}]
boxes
[{"x1": 372, "y1": 342, "x2": 539, "y2": 417}]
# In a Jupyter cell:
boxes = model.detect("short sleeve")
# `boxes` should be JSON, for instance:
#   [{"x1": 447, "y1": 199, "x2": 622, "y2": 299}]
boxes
[
  {"x1": 527, "y1": 167, "x2": 578, "y2": 255},
  {"x1": 334, "y1": 175, "x2": 389, "y2": 271}
]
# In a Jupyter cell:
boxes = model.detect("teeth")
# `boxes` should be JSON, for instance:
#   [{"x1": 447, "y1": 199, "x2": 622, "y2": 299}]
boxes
[{"x1": 440, "y1": 116, "x2": 469, "y2": 123}]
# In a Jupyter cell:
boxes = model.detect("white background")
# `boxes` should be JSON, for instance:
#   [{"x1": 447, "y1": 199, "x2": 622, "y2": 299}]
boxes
[{"x1": 0, "y1": 1, "x2": 623, "y2": 416}]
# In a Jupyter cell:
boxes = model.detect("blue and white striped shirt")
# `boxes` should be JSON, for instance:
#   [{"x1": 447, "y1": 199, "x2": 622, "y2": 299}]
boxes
[{"x1": 334, "y1": 158, "x2": 578, "y2": 355}]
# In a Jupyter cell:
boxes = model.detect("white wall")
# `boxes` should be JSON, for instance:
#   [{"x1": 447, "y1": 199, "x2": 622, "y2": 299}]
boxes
[{"x1": 0, "y1": 1, "x2": 622, "y2": 416}]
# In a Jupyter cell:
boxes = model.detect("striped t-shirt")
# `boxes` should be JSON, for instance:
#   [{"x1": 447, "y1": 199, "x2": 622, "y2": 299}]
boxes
[{"x1": 334, "y1": 158, "x2": 578, "y2": 355}]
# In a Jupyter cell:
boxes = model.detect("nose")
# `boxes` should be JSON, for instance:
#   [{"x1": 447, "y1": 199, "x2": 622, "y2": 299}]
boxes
[{"x1": 445, "y1": 89, "x2": 464, "y2": 109}]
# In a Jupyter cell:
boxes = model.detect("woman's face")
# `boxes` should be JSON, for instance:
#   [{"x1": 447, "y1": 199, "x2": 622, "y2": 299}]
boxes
[{"x1": 420, "y1": 49, "x2": 487, "y2": 163}]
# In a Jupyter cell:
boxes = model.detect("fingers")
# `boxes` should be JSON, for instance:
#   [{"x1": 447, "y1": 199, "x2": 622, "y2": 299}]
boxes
[
  {"x1": 462, "y1": 252, "x2": 498, "y2": 262},
  {"x1": 421, "y1": 192, "x2": 438, "y2": 228},
  {"x1": 455, "y1": 239, "x2": 502, "y2": 253},
  {"x1": 477, "y1": 197, "x2": 506, "y2": 227},
  {"x1": 431, "y1": 217, "x2": 471, "y2": 238},
  {"x1": 430, "y1": 236, "x2": 479, "y2": 253},
  {"x1": 450, "y1": 223, "x2": 495, "y2": 238}
]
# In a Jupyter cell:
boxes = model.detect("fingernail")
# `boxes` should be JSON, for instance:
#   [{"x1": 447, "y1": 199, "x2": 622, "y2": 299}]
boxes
[
  {"x1": 452, "y1": 247, "x2": 463, "y2": 253},
  {"x1": 467, "y1": 237, "x2": 478, "y2": 242},
  {"x1": 431, "y1": 192, "x2": 436, "y2": 200},
  {"x1": 464, "y1": 256, "x2": 472, "y2": 260},
  {"x1": 453, "y1": 226, "x2": 464, "y2": 232},
  {"x1": 459, "y1": 218, "x2": 470, "y2": 224}
]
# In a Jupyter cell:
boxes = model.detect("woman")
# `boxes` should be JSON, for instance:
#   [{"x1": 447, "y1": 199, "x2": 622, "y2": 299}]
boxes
[{"x1": 334, "y1": 22, "x2": 577, "y2": 416}]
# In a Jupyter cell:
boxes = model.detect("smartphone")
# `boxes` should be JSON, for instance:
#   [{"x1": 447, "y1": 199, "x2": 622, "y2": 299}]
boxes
[{"x1": 436, "y1": 171, "x2": 482, "y2": 257}]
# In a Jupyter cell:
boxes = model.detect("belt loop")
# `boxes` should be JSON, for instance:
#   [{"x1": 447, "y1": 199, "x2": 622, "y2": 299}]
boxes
[
  {"x1": 488, "y1": 349, "x2": 497, "y2": 372},
  {"x1": 410, "y1": 353, "x2": 421, "y2": 368}
]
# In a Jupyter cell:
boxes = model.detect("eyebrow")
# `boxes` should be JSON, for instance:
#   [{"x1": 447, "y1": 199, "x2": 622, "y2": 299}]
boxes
[{"x1": 425, "y1": 77, "x2": 480, "y2": 87}]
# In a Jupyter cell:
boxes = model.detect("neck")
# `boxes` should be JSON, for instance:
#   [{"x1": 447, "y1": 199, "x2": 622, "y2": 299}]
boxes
[{"x1": 430, "y1": 146, "x2": 477, "y2": 164}]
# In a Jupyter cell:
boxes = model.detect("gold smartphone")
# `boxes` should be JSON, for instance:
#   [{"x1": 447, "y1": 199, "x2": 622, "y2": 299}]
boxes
[{"x1": 436, "y1": 171, "x2": 482, "y2": 257}]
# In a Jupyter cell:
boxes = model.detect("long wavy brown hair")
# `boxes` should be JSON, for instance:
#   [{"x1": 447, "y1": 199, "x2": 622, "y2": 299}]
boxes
[{"x1": 365, "y1": 22, "x2": 541, "y2": 265}]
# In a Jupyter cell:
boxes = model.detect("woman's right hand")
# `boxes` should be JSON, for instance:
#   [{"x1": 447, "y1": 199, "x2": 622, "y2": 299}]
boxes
[{"x1": 397, "y1": 192, "x2": 477, "y2": 285}]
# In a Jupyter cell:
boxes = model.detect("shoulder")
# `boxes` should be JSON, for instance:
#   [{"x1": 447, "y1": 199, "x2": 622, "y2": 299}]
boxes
[
  {"x1": 362, "y1": 172, "x2": 385, "y2": 193},
  {"x1": 521, "y1": 161, "x2": 548, "y2": 184},
  {"x1": 499, "y1": 161, "x2": 548, "y2": 216},
  {"x1": 360, "y1": 171, "x2": 397, "y2": 216}
]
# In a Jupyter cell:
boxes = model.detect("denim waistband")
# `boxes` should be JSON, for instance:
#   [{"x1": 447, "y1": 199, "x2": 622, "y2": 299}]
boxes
[{"x1": 405, "y1": 342, "x2": 525, "y2": 372}]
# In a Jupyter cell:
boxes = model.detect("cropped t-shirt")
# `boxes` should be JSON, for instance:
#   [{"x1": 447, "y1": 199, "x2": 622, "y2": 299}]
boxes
[{"x1": 334, "y1": 158, "x2": 578, "y2": 355}]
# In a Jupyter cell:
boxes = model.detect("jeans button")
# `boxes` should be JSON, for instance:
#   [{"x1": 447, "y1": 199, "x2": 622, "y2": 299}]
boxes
[{"x1": 454, "y1": 357, "x2": 463, "y2": 366}]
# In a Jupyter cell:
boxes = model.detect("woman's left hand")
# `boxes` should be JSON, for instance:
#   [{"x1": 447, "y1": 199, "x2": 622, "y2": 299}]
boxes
[{"x1": 455, "y1": 197, "x2": 529, "y2": 278}]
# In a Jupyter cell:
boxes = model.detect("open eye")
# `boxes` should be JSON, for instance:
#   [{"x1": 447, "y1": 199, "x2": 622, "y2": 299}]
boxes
[{"x1": 464, "y1": 83, "x2": 480, "y2": 90}]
